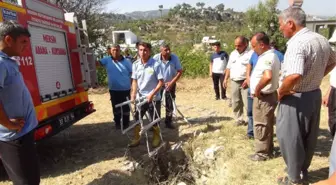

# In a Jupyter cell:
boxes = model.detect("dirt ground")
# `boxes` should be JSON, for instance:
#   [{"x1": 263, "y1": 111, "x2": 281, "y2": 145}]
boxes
[{"x1": 0, "y1": 78, "x2": 332, "y2": 185}]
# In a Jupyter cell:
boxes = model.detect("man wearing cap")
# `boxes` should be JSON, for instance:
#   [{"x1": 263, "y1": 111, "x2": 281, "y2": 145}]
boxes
[
  {"x1": 99, "y1": 44, "x2": 132, "y2": 130},
  {"x1": 130, "y1": 42, "x2": 164, "y2": 148},
  {"x1": 153, "y1": 44, "x2": 183, "y2": 129}
]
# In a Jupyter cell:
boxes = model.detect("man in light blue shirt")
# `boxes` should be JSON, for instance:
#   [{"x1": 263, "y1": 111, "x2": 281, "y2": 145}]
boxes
[
  {"x1": 130, "y1": 42, "x2": 164, "y2": 148},
  {"x1": 153, "y1": 44, "x2": 182, "y2": 129},
  {"x1": 0, "y1": 21, "x2": 40, "y2": 185},
  {"x1": 99, "y1": 44, "x2": 132, "y2": 129}
]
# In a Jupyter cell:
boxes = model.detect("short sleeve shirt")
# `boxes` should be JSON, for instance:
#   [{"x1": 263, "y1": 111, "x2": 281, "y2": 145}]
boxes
[
  {"x1": 0, "y1": 51, "x2": 38, "y2": 141},
  {"x1": 250, "y1": 49, "x2": 280, "y2": 94},
  {"x1": 153, "y1": 53, "x2": 182, "y2": 82},
  {"x1": 210, "y1": 51, "x2": 229, "y2": 74},
  {"x1": 280, "y1": 28, "x2": 336, "y2": 92},
  {"x1": 100, "y1": 56, "x2": 132, "y2": 91},
  {"x1": 132, "y1": 58, "x2": 163, "y2": 101},
  {"x1": 227, "y1": 49, "x2": 253, "y2": 81}
]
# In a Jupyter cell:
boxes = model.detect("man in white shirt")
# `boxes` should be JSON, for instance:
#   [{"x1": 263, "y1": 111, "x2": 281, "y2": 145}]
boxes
[
  {"x1": 248, "y1": 32, "x2": 280, "y2": 161},
  {"x1": 224, "y1": 36, "x2": 253, "y2": 126}
]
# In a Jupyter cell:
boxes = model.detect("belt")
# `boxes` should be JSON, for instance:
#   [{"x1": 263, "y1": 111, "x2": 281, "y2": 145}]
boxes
[
  {"x1": 232, "y1": 79, "x2": 245, "y2": 82},
  {"x1": 294, "y1": 88, "x2": 321, "y2": 93},
  {"x1": 260, "y1": 91, "x2": 277, "y2": 96}
]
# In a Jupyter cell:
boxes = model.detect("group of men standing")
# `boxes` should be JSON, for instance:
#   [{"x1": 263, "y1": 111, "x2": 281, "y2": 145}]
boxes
[
  {"x1": 99, "y1": 42, "x2": 182, "y2": 148},
  {"x1": 209, "y1": 7, "x2": 336, "y2": 185},
  {"x1": 0, "y1": 5, "x2": 335, "y2": 185},
  {"x1": 210, "y1": 33, "x2": 283, "y2": 161},
  {"x1": 101, "y1": 6, "x2": 336, "y2": 185}
]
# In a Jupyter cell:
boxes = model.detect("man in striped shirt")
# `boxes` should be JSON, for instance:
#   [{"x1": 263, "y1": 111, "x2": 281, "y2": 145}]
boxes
[{"x1": 276, "y1": 7, "x2": 336, "y2": 185}]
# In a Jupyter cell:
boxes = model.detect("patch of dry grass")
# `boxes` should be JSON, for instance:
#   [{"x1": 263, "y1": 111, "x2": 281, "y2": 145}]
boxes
[{"x1": 180, "y1": 77, "x2": 332, "y2": 185}]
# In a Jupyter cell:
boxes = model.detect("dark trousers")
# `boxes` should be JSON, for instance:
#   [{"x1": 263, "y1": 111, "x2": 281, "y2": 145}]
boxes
[
  {"x1": 212, "y1": 73, "x2": 226, "y2": 99},
  {"x1": 330, "y1": 134, "x2": 336, "y2": 177},
  {"x1": 247, "y1": 88, "x2": 254, "y2": 137},
  {"x1": 328, "y1": 87, "x2": 336, "y2": 137},
  {"x1": 0, "y1": 132, "x2": 40, "y2": 185},
  {"x1": 276, "y1": 89, "x2": 321, "y2": 181},
  {"x1": 160, "y1": 85, "x2": 176, "y2": 124},
  {"x1": 109, "y1": 90, "x2": 131, "y2": 127},
  {"x1": 135, "y1": 101, "x2": 161, "y2": 122}
]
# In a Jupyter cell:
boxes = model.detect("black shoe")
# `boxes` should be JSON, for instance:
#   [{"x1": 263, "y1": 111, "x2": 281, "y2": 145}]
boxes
[
  {"x1": 215, "y1": 97, "x2": 220, "y2": 100},
  {"x1": 115, "y1": 124, "x2": 121, "y2": 130},
  {"x1": 165, "y1": 122, "x2": 176, "y2": 129},
  {"x1": 301, "y1": 170, "x2": 309, "y2": 183},
  {"x1": 222, "y1": 97, "x2": 228, "y2": 100},
  {"x1": 282, "y1": 168, "x2": 308, "y2": 183},
  {"x1": 277, "y1": 176, "x2": 304, "y2": 185},
  {"x1": 123, "y1": 123, "x2": 129, "y2": 130}
]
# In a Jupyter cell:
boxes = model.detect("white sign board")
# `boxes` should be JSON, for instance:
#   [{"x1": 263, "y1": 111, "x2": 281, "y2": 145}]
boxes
[{"x1": 28, "y1": 25, "x2": 74, "y2": 100}]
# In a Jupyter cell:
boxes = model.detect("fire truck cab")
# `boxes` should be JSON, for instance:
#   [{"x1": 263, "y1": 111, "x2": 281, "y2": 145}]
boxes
[{"x1": 0, "y1": 0, "x2": 97, "y2": 141}]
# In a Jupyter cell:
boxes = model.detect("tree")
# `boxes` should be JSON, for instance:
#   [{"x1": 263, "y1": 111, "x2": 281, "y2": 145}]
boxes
[
  {"x1": 215, "y1": 3, "x2": 225, "y2": 12},
  {"x1": 245, "y1": 0, "x2": 287, "y2": 52},
  {"x1": 159, "y1": 5, "x2": 163, "y2": 18},
  {"x1": 55, "y1": 0, "x2": 110, "y2": 45},
  {"x1": 196, "y1": 2, "x2": 205, "y2": 9},
  {"x1": 329, "y1": 16, "x2": 336, "y2": 20}
]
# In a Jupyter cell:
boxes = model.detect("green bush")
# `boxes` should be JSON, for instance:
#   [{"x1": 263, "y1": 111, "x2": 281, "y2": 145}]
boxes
[
  {"x1": 97, "y1": 66, "x2": 108, "y2": 86},
  {"x1": 96, "y1": 44, "x2": 211, "y2": 87},
  {"x1": 172, "y1": 44, "x2": 210, "y2": 78}
]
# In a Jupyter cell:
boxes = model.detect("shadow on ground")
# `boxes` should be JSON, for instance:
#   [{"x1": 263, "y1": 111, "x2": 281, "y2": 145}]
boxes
[
  {"x1": 87, "y1": 170, "x2": 146, "y2": 185},
  {"x1": 308, "y1": 167, "x2": 330, "y2": 183},
  {"x1": 0, "y1": 115, "x2": 225, "y2": 184},
  {"x1": 314, "y1": 128, "x2": 333, "y2": 157}
]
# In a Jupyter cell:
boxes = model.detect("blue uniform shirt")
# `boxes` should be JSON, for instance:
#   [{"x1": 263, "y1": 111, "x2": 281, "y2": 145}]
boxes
[
  {"x1": 153, "y1": 53, "x2": 182, "y2": 82},
  {"x1": 0, "y1": 52, "x2": 38, "y2": 141},
  {"x1": 100, "y1": 56, "x2": 132, "y2": 91},
  {"x1": 249, "y1": 50, "x2": 284, "y2": 70},
  {"x1": 132, "y1": 58, "x2": 164, "y2": 101}
]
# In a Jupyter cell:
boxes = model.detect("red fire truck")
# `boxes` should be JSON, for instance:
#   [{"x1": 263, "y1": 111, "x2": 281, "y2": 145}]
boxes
[{"x1": 0, "y1": 0, "x2": 97, "y2": 141}]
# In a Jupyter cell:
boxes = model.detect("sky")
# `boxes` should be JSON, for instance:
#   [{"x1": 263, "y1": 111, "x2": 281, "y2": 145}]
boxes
[{"x1": 106, "y1": 0, "x2": 336, "y2": 16}]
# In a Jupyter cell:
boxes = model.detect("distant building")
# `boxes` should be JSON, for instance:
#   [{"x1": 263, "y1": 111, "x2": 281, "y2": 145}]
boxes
[
  {"x1": 201, "y1": 36, "x2": 218, "y2": 45},
  {"x1": 112, "y1": 30, "x2": 139, "y2": 49}
]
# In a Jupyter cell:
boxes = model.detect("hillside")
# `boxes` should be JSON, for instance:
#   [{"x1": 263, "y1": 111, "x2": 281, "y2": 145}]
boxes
[{"x1": 124, "y1": 9, "x2": 170, "y2": 19}]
